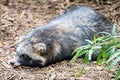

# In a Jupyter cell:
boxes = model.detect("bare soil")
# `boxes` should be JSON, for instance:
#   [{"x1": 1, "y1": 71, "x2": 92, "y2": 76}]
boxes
[{"x1": 0, "y1": 0, "x2": 120, "y2": 80}]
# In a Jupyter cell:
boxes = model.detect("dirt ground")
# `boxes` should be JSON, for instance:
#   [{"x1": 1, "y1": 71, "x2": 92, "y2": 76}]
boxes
[{"x1": 0, "y1": 0, "x2": 120, "y2": 80}]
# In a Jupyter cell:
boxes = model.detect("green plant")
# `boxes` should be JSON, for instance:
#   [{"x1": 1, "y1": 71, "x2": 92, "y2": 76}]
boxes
[{"x1": 70, "y1": 24, "x2": 120, "y2": 80}]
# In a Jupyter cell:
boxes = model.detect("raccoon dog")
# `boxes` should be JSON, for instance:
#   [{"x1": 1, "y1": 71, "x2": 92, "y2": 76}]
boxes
[{"x1": 9, "y1": 6, "x2": 113, "y2": 67}]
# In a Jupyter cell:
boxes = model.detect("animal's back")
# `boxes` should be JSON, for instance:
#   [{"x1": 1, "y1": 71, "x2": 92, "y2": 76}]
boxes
[
  {"x1": 49, "y1": 6, "x2": 112, "y2": 31},
  {"x1": 44, "y1": 6, "x2": 113, "y2": 43}
]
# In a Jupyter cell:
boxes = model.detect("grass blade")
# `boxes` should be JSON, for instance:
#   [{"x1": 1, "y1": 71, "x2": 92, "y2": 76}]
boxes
[
  {"x1": 88, "y1": 49, "x2": 93, "y2": 60},
  {"x1": 107, "y1": 51, "x2": 120, "y2": 63},
  {"x1": 70, "y1": 50, "x2": 88, "y2": 63},
  {"x1": 108, "y1": 56, "x2": 120, "y2": 70},
  {"x1": 77, "y1": 63, "x2": 87, "y2": 77},
  {"x1": 72, "y1": 45, "x2": 90, "y2": 54},
  {"x1": 85, "y1": 39, "x2": 93, "y2": 45},
  {"x1": 115, "y1": 67, "x2": 120, "y2": 80}
]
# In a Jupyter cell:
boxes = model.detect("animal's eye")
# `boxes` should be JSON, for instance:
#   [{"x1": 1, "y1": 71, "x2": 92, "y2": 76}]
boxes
[
  {"x1": 19, "y1": 54, "x2": 31, "y2": 61},
  {"x1": 20, "y1": 54, "x2": 28, "y2": 59}
]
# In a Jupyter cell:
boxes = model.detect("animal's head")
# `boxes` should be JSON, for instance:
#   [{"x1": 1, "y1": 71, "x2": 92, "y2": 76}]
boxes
[{"x1": 9, "y1": 41, "x2": 47, "y2": 67}]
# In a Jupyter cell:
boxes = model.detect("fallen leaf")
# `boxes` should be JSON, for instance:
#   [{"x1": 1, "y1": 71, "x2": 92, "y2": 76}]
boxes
[
  {"x1": 0, "y1": 40, "x2": 3, "y2": 47},
  {"x1": 96, "y1": 65, "x2": 102, "y2": 70}
]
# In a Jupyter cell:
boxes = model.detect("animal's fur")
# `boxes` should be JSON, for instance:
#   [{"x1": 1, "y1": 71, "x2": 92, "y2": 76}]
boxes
[{"x1": 9, "y1": 6, "x2": 113, "y2": 67}]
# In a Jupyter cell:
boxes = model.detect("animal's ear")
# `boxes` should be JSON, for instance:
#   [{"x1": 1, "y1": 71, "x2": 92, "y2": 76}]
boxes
[{"x1": 33, "y1": 43, "x2": 46, "y2": 53}]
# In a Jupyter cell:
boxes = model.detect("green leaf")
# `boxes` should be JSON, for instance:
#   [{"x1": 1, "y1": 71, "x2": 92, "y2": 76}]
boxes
[
  {"x1": 88, "y1": 49, "x2": 93, "y2": 60},
  {"x1": 70, "y1": 50, "x2": 88, "y2": 63},
  {"x1": 93, "y1": 45, "x2": 101, "y2": 50},
  {"x1": 85, "y1": 39, "x2": 93, "y2": 45},
  {"x1": 98, "y1": 32, "x2": 111, "y2": 36},
  {"x1": 100, "y1": 35, "x2": 111, "y2": 41},
  {"x1": 72, "y1": 45, "x2": 90, "y2": 54},
  {"x1": 97, "y1": 45, "x2": 106, "y2": 65},
  {"x1": 70, "y1": 50, "x2": 81, "y2": 63},
  {"x1": 93, "y1": 36, "x2": 97, "y2": 44},
  {"x1": 104, "y1": 46, "x2": 116, "y2": 59},
  {"x1": 107, "y1": 50, "x2": 120, "y2": 63},
  {"x1": 115, "y1": 42, "x2": 120, "y2": 48},
  {"x1": 108, "y1": 56, "x2": 120, "y2": 70},
  {"x1": 115, "y1": 67, "x2": 120, "y2": 80},
  {"x1": 96, "y1": 45, "x2": 115, "y2": 65},
  {"x1": 95, "y1": 35, "x2": 112, "y2": 44},
  {"x1": 83, "y1": 53, "x2": 89, "y2": 64},
  {"x1": 102, "y1": 46, "x2": 116, "y2": 65}
]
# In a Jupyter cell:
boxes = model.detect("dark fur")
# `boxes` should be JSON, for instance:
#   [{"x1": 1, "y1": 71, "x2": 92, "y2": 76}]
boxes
[{"x1": 9, "y1": 6, "x2": 113, "y2": 67}]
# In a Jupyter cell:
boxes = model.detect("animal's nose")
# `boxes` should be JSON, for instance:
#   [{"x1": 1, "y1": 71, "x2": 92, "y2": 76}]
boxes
[
  {"x1": 10, "y1": 61, "x2": 15, "y2": 66},
  {"x1": 8, "y1": 58, "x2": 21, "y2": 67}
]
